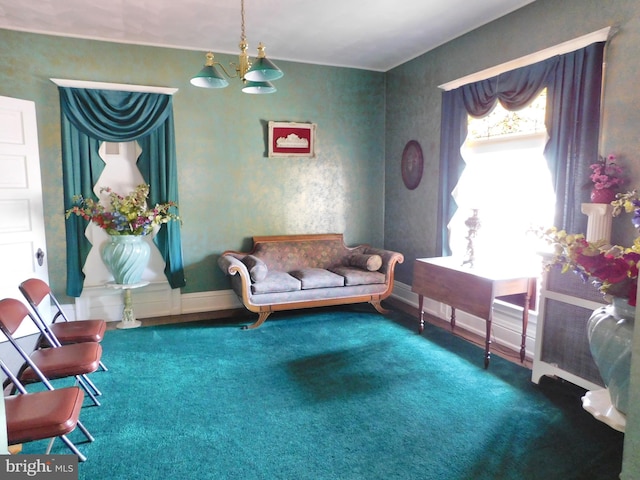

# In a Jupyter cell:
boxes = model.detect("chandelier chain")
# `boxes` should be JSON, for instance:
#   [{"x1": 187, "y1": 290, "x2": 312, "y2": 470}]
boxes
[{"x1": 240, "y1": 0, "x2": 246, "y2": 42}]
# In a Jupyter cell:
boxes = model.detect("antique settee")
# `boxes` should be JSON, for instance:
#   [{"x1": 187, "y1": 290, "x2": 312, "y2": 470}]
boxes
[{"x1": 217, "y1": 233, "x2": 404, "y2": 329}]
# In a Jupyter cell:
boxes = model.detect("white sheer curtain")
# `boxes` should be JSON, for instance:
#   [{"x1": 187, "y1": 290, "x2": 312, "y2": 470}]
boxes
[{"x1": 448, "y1": 130, "x2": 554, "y2": 272}]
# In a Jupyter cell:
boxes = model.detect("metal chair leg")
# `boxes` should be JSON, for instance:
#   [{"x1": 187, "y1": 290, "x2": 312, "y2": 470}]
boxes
[
  {"x1": 76, "y1": 376, "x2": 100, "y2": 407},
  {"x1": 81, "y1": 374, "x2": 102, "y2": 396},
  {"x1": 75, "y1": 420, "x2": 94, "y2": 443},
  {"x1": 59, "y1": 434, "x2": 87, "y2": 462}
]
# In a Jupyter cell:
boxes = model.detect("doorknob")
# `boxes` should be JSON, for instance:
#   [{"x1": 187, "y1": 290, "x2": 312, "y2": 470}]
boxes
[{"x1": 36, "y1": 248, "x2": 45, "y2": 266}]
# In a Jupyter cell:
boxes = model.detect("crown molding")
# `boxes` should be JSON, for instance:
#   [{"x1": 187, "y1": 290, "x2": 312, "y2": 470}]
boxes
[
  {"x1": 439, "y1": 26, "x2": 614, "y2": 91},
  {"x1": 50, "y1": 78, "x2": 178, "y2": 95}
]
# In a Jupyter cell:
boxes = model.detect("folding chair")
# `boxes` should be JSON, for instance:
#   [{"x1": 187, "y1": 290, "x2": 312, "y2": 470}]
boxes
[
  {"x1": 16, "y1": 302, "x2": 105, "y2": 403},
  {"x1": 0, "y1": 298, "x2": 103, "y2": 407},
  {"x1": 1, "y1": 358, "x2": 94, "y2": 462},
  {"x1": 19, "y1": 278, "x2": 108, "y2": 371}
]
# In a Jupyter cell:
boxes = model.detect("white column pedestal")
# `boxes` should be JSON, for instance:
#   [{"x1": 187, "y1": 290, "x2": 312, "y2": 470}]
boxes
[{"x1": 581, "y1": 203, "x2": 613, "y2": 243}]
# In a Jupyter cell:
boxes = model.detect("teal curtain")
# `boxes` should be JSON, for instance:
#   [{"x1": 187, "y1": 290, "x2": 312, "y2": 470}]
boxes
[
  {"x1": 438, "y1": 42, "x2": 605, "y2": 255},
  {"x1": 60, "y1": 87, "x2": 185, "y2": 296},
  {"x1": 436, "y1": 91, "x2": 467, "y2": 256},
  {"x1": 544, "y1": 43, "x2": 605, "y2": 232},
  {"x1": 137, "y1": 114, "x2": 185, "y2": 289},
  {"x1": 61, "y1": 119, "x2": 104, "y2": 296}
]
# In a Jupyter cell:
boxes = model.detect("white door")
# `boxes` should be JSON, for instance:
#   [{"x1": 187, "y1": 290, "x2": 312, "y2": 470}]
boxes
[{"x1": 0, "y1": 95, "x2": 49, "y2": 338}]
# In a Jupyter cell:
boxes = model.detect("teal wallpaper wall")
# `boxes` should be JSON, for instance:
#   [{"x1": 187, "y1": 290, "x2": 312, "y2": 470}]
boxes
[
  {"x1": 385, "y1": 0, "x2": 640, "y2": 285},
  {"x1": 3, "y1": 2, "x2": 640, "y2": 475},
  {"x1": 383, "y1": 1, "x2": 640, "y2": 477},
  {"x1": 0, "y1": 29, "x2": 385, "y2": 298}
]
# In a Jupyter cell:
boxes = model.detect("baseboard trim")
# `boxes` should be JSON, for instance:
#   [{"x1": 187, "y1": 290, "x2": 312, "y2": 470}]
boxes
[
  {"x1": 65, "y1": 281, "x2": 538, "y2": 361},
  {"x1": 180, "y1": 290, "x2": 243, "y2": 314}
]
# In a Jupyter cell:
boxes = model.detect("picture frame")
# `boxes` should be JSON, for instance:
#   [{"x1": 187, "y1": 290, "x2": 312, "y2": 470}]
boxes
[
  {"x1": 401, "y1": 140, "x2": 423, "y2": 190},
  {"x1": 268, "y1": 121, "x2": 316, "y2": 158}
]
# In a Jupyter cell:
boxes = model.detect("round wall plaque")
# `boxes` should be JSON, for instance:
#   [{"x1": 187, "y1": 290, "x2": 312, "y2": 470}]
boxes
[{"x1": 401, "y1": 140, "x2": 423, "y2": 190}]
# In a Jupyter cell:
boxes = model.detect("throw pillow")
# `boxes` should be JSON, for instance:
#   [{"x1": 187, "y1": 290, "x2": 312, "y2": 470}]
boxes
[
  {"x1": 348, "y1": 253, "x2": 383, "y2": 271},
  {"x1": 242, "y1": 255, "x2": 268, "y2": 282}
]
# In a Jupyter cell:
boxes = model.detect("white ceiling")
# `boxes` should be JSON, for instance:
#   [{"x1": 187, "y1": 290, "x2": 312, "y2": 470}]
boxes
[{"x1": 0, "y1": 0, "x2": 536, "y2": 72}]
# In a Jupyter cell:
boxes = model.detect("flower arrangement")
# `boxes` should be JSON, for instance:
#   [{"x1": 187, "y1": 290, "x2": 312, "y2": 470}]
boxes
[
  {"x1": 541, "y1": 188, "x2": 640, "y2": 307},
  {"x1": 65, "y1": 184, "x2": 180, "y2": 236},
  {"x1": 540, "y1": 227, "x2": 639, "y2": 306},
  {"x1": 611, "y1": 189, "x2": 640, "y2": 230},
  {"x1": 589, "y1": 154, "x2": 626, "y2": 191}
]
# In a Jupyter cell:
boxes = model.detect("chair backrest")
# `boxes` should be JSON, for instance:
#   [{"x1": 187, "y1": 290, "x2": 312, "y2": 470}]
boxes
[
  {"x1": 20, "y1": 278, "x2": 68, "y2": 323},
  {"x1": 0, "y1": 298, "x2": 30, "y2": 336},
  {"x1": 19, "y1": 279, "x2": 63, "y2": 347},
  {"x1": 19, "y1": 278, "x2": 50, "y2": 306}
]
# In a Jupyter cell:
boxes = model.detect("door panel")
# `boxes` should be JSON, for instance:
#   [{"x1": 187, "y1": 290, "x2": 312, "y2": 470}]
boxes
[{"x1": 0, "y1": 96, "x2": 49, "y2": 339}]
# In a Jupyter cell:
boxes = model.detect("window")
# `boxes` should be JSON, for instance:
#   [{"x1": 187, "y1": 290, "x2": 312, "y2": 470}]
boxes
[{"x1": 448, "y1": 89, "x2": 554, "y2": 273}]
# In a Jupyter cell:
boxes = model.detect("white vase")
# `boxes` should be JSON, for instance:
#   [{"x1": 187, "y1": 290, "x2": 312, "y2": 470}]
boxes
[
  {"x1": 587, "y1": 297, "x2": 635, "y2": 415},
  {"x1": 101, "y1": 235, "x2": 150, "y2": 285}
]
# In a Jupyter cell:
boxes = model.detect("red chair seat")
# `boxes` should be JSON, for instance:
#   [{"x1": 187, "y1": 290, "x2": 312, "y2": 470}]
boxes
[
  {"x1": 5, "y1": 387, "x2": 84, "y2": 444},
  {"x1": 20, "y1": 342, "x2": 103, "y2": 383},
  {"x1": 50, "y1": 319, "x2": 106, "y2": 344}
]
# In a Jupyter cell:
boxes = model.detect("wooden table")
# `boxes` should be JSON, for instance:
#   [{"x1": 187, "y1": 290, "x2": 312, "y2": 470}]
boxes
[{"x1": 412, "y1": 257, "x2": 536, "y2": 368}]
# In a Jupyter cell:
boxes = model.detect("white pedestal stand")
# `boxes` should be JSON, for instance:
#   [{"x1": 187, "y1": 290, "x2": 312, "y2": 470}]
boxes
[
  {"x1": 582, "y1": 389, "x2": 626, "y2": 432},
  {"x1": 581, "y1": 203, "x2": 613, "y2": 243},
  {"x1": 105, "y1": 281, "x2": 149, "y2": 329}
]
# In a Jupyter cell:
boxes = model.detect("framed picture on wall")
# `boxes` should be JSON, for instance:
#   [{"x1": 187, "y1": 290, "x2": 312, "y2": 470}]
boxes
[
  {"x1": 268, "y1": 121, "x2": 316, "y2": 157},
  {"x1": 401, "y1": 140, "x2": 423, "y2": 190}
]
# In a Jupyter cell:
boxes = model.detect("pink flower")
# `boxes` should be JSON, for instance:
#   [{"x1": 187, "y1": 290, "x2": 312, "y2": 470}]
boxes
[{"x1": 589, "y1": 154, "x2": 626, "y2": 190}]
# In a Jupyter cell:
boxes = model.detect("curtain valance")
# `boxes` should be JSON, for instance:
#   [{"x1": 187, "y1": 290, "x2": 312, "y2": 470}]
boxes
[
  {"x1": 461, "y1": 56, "x2": 558, "y2": 116},
  {"x1": 59, "y1": 88, "x2": 171, "y2": 141}
]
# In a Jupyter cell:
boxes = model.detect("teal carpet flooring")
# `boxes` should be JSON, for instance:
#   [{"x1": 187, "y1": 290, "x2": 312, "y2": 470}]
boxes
[{"x1": 23, "y1": 308, "x2": 624, "y2": 479}]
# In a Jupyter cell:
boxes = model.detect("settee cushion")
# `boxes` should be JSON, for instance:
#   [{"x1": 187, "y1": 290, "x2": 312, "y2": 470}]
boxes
[
  {"x1": 242, "y1": 255, "x2": 268, "y2": 282},
  {"x1": 252, "y1": 240, "x2": 347, "y2": 271},
  {"x1": 329, "y1": 266, "x2": 386, "y2": 286},
  {"x1": 251, "y1": 271, "x2": 301, "y2": 294},
  {"x1": 289, "y1": 268, "x2": 345, "y2": 289},
  {"x1": 348, "y1": 254, "x2": 382, "y2": 271}
]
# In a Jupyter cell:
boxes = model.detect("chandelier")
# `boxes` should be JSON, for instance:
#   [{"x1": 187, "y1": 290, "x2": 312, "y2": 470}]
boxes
[{"x1": 190, "y1": 0, "x2": 284, "y2": 94}]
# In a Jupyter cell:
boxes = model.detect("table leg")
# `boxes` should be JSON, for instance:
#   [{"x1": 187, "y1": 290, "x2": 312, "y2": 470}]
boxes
[
  {"x1": 418, "y1": 294, "x2": 425, "y2": 333},
  {"x1": 520, "y1": 288, "x2": 531, "y2": 363},
  {"x1": 450, "y1": 307, "x2": 456, "y2": 331},
  {"x1": 484, "y1": 314, "x2": 492, "y2": 369}
]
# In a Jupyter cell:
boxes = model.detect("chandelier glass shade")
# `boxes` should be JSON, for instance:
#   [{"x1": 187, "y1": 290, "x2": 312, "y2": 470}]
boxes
[
  {"x1": 244, "y1": 44, "x2": 284, "y2": 82},
  {"x1": 190, "y1": 0, "x2": 283, "y2": 94},
  {"x1": 242, "y1": 81, "x2": 277, "y2": 94},
  {"x1": 189, "y1": 53, "x2": 229, "y2": 89}
]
